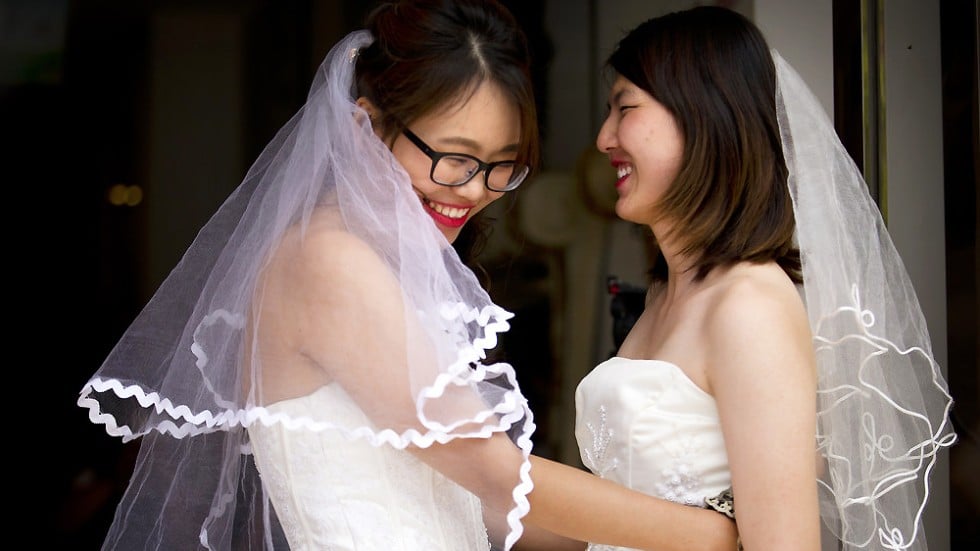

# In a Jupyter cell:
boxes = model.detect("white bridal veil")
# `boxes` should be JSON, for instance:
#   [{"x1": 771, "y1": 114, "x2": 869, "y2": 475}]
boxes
[
  {"x1": 74, "y1": 18, "x2": 956, "y2": 551},
  {"x1": 78, "y1": 30, "x2": 535, "y2": 550},
  {"x1": 774, "y1": 51, "x2": 956, "y2": 550}
]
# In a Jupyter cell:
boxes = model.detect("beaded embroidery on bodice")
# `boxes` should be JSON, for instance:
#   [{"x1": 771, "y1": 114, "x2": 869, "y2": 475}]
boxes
[
  {"x1": 248, "y1": 384, "x2": 490, "y2": 551},
  {"x1": 575, "y1": 357, "x2": 732, "y2": 551}
]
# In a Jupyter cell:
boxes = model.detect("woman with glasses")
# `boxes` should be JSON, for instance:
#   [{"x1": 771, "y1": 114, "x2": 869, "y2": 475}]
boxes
[{"x1": 77, "y1": 1, "x2": 739, "y2": 550}]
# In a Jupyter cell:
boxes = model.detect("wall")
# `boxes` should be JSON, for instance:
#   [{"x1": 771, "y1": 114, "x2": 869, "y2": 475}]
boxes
[
  {"x1": 882, "y1": 2, "x2": 950, "y2": 549},
  {"x1": 146, "y1": 6, "x2": 245, "y2": 292},
  {"x1": 540, "y1": 0, "x2": 951, "y2": 548}
]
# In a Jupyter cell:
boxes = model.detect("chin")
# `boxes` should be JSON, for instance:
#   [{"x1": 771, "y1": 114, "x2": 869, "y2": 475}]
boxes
[
  {"x1": 614, "y1": 204, "x2": 636, "y2": 224},
  {"x1": 442, "y1": 229, "x2": 461, "y2": 244}
]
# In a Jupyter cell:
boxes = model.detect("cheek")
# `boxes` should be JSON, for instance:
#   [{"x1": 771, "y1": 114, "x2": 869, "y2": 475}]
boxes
[
  {"x1": 628, "y1": 126, "x2": 683, "y2": 179},
  {"x1": 390, "y1": 141, "x2": 430, "y2": 185},
  {"x1": 619, "y1": 118, "x2": 658, "y2": 156},
  {"x1": 406, "y1": 162, "x2": 431, "y2": 186},
  {"x1": 659, "y1": 139, "x2": 685, "y2": 184},
  {"x1": 660, "y1": 125, "x2": 685, "y2": 176}
]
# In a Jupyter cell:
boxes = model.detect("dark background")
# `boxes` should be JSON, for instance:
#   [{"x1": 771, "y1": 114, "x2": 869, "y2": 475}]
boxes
[{"x1": 2, "y1": 0, "x2": 975, "y2": 548}]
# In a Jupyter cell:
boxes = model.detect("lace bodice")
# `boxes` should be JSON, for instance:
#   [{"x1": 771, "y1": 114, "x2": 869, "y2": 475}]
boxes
[
  {"x1": 248, "y1": 384, "x2": 490, "y2": 551},
  {"x1": 575, "y1": 357, "x2": 732, "y2": 551}
]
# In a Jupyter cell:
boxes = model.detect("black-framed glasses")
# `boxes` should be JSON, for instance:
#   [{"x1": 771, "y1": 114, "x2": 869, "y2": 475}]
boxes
[{"x1": 401, "y1": 128, "x2": 529, "y2": 192}]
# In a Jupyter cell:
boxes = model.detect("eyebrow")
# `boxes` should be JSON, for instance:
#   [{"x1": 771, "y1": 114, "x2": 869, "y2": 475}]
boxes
[
  {"x1": 433, "y1": 135, "x2": 521, "y2": 155},
  {"x1": 607, "y1": 87, "x2": 636, "y2": 109}
]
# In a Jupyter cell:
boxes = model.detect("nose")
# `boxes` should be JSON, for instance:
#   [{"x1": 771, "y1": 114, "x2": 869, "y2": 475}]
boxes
[
  {"x1": 450, "y1": 173, "x2": 492, "y2": 204},
  {"x1": 596, "y1": 113, "x2": 617, "y2": 152}
]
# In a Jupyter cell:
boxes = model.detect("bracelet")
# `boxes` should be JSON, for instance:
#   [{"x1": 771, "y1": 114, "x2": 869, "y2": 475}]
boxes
[
  {"x1": 704, "y1": 487, "x2": 735, "y2": 519},
  {"x1": 704, "y1": 487, "x2": 742, "y2": 550}
]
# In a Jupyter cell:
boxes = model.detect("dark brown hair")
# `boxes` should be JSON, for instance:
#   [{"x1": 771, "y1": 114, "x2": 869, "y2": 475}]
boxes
[
  {"x1": 355, "y1": 0, "x2": 539, "y2": 173},
  {"x1": 608, "y1": 6, "x2": 801, "y2": 283}
]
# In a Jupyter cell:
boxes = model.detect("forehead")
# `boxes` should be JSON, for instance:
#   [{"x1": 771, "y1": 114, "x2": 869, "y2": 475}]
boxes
[
  {"x1": 607, "y1": 75, "x2": 644, "y2": 104},
  {"x1": 432, "y1": 81, "x2": 516, "y2": 118},
  {"x1": 414, "y1": 81, "x2": 521, "y2": 148}
]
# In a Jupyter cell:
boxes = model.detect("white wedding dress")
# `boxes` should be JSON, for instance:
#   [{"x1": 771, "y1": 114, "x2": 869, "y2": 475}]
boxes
[
  {"x1": 575, "y1": 356, "x2": 732, "y2": 551},
  {"x1": 248, "y1": 384, "x2": 491, "y2": 551}
]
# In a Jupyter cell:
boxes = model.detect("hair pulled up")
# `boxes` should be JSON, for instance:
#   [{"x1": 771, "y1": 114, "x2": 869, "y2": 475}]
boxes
[{"x1": 355, "y1": 0, "x2": 539, "y2": 172}]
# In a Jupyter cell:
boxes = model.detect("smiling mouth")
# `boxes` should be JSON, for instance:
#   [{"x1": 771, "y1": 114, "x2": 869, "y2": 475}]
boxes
[
  {"x1": 426, "y1": 199, "x2": 469, "y2": 219},
  {"x1": 422, "y1": 198, "x2": 472, "y2": 228},
  {"x1": 615, "y1": 164, "x2": 633, "y2": 189}
]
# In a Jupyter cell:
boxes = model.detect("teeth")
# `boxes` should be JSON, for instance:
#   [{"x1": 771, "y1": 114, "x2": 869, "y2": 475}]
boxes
[
  {"x1": 617, "y1": 165, "x2": 633, "y2": 179},
  {"x1": 427, "y1": 199, "x2": 469, "y2": 219}
]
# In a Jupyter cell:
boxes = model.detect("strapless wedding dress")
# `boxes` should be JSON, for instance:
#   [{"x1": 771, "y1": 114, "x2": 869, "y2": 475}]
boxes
[
  {"x1": 575, "y1": 357, "x2": 732, "y2": 551},
  {"x1": 248, "y1": 384, "x2": 490, "y2": 550}
]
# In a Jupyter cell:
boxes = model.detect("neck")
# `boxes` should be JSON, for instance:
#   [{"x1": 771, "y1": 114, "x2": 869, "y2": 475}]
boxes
[{"x1": 651, "y1": 224, "x2": 701, "y2": 303}]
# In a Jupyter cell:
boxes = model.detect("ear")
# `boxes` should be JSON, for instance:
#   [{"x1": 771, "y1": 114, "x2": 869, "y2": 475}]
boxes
[
  {"x1": 355, "y1": 97, "x2": 380, "y2": 124},
  {"x1": 355, "y1": 97, "x2": 386, "y2": 140}
]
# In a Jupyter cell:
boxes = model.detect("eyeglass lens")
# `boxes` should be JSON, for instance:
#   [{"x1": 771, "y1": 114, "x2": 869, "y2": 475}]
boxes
[{"x1": 432, "y1": 156, "x2": 527, "y2": 191}]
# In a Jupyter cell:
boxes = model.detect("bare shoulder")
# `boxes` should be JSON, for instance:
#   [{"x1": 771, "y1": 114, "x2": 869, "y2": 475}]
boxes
[
  {"x1": 705, "y1": 263, "x2": 806, "y2": 335},
  {"x1": 267, "y1": 211, "x2": 398, "y2": 300},
  {"x1": 702, "y1": 263, "x2": 813, "y2": 379}
]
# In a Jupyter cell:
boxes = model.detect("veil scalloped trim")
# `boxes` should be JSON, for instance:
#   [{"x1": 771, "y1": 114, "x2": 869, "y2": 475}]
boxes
[
  {"x1": 78, "y1": 29, "x2": 537, "y2": 550},
  {"x1": 78, "y1": 300, "x2": 538, "y2": 547},
  {"x1": 77, "y1": 303, "x2": 522, "y2": 444},
  {"x1": 773, "y1": 50, "x2": 956, "y2": 551}
]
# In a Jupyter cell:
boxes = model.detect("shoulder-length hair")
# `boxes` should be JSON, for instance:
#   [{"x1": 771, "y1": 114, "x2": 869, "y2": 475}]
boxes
[{"x1": 608, "y1": 6, "x2": 800, "y2": 283}]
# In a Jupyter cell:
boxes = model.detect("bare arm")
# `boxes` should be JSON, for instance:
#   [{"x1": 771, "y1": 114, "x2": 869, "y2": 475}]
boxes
[
  {"x1": 523, "y1": 455, "x2": 738, "y2": 551},
  {"x1": 707, "y1": 276, "x2": 821, "y2": 550},
  {"x1": 286, "y1": 230, "x2": 738, "y2": 550},
  {"x1": 511, "y1": 521, "x2": 586, "y2": 551}
]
